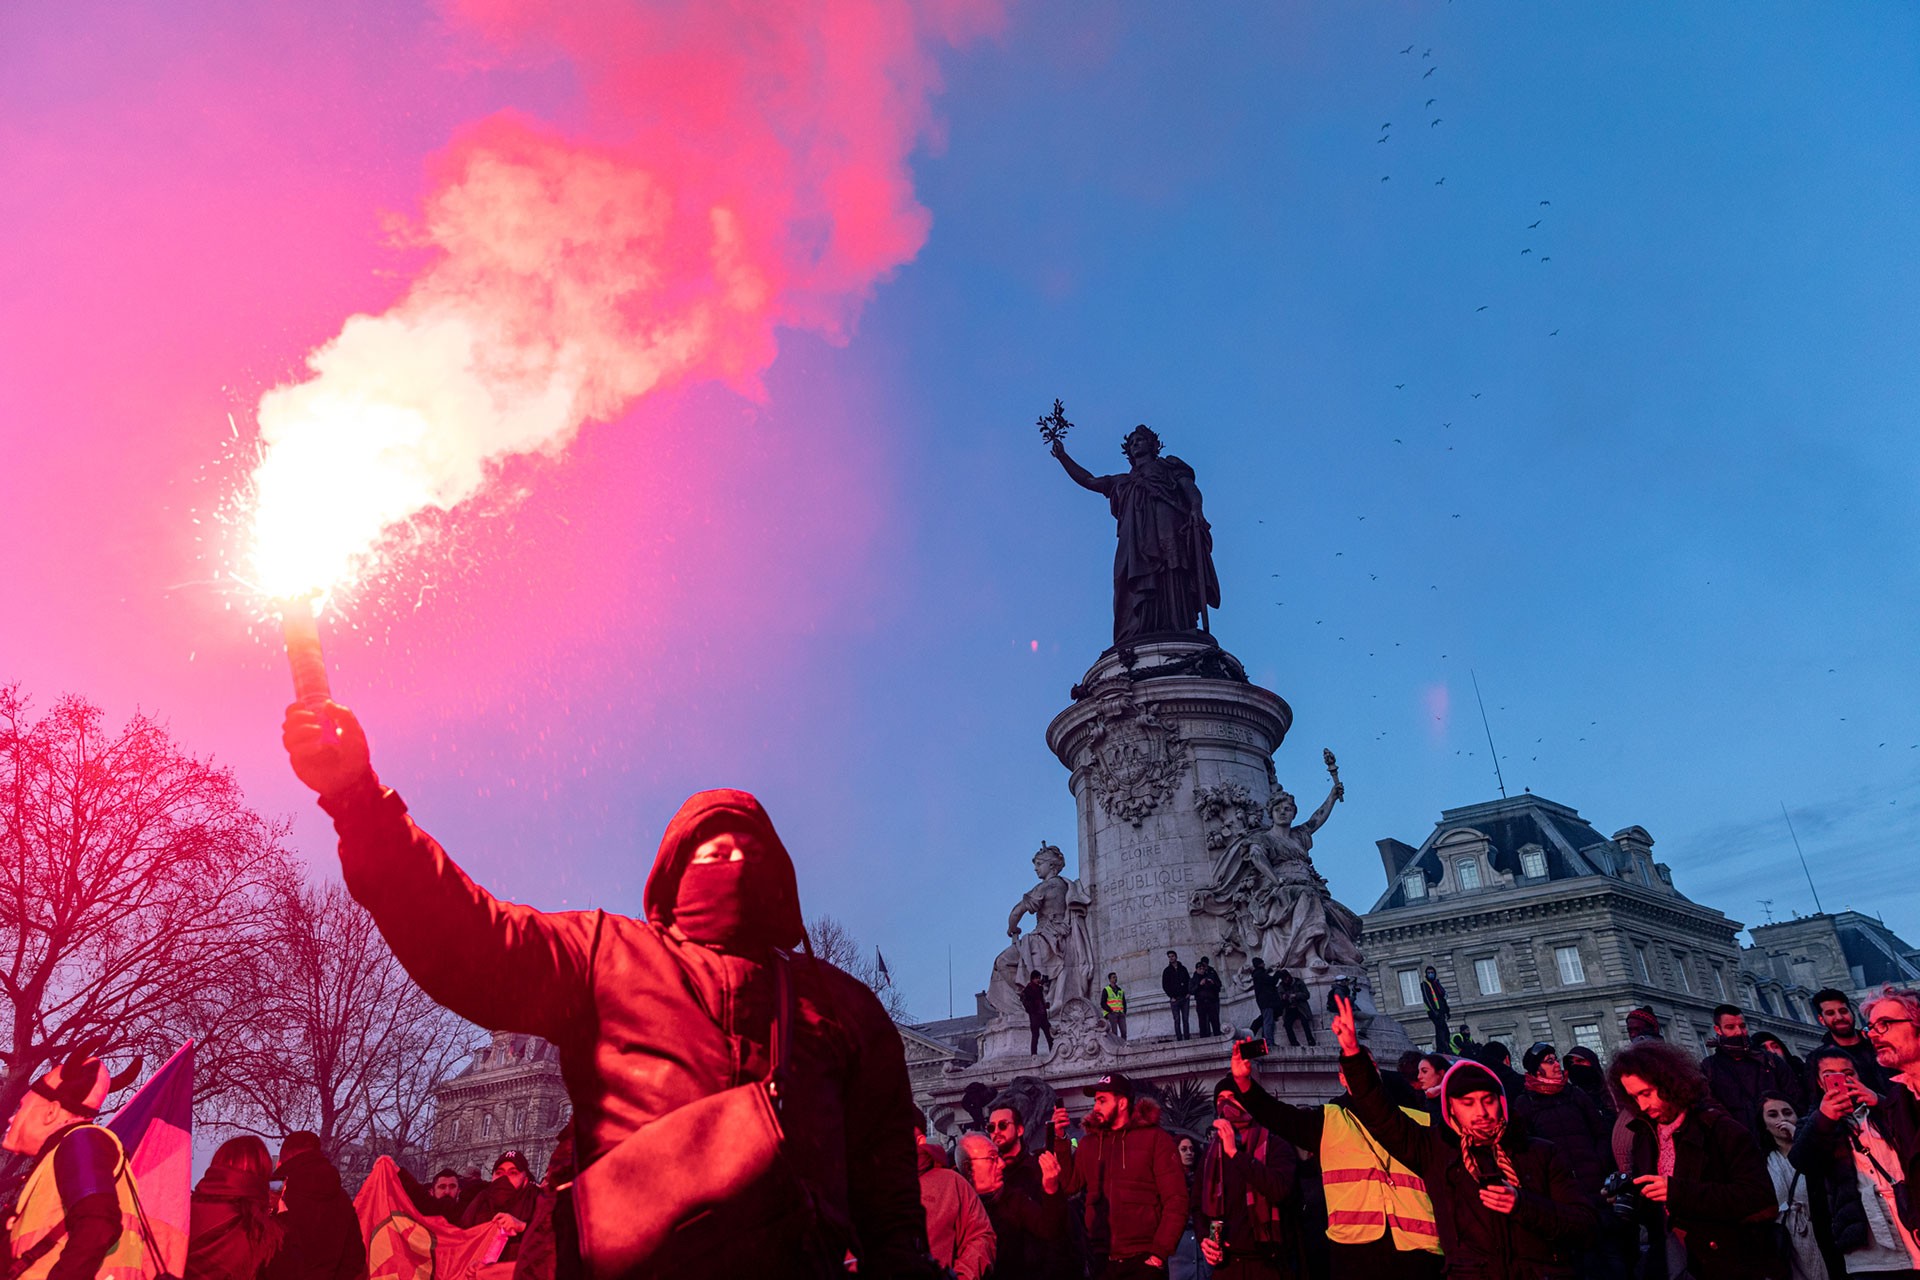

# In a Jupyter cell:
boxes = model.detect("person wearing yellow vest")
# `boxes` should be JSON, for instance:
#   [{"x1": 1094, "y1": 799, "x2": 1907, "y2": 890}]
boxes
[
  {"x1": 1328, "y1": 992, "x2": 1598, "y2": 1279},
  {"x1": 3, "y1": 1048, "x2": 150, "y2": 1280},
  {"x1": 1227, "y1": 1035, "x2": 1444, "y2": 1279},
  {"x1": 1101, "y1": 973, "x2": 1128, "y2": 1040}
]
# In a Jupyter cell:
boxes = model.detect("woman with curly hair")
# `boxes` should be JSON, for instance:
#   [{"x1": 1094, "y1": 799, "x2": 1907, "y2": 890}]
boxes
[
  {"x1": 1609, "y1": 1040, "x2": 1780, "y2": 1279},
  {"x1": 185, "y1": 1136, "x2": 283, "y2": 1280}
]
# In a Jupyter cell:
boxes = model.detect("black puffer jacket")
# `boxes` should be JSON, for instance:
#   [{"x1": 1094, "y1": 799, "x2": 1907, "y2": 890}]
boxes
[
  {"x1": 1343, "y1": 1052, "x2": 1595, "y2": 1279},
  {"x1": 322, "y1": 781, "x2": 932, "y2": 1278},
  {"x1": 1701, "y1": 1046, "x2": 1798, "y2": 1147}
]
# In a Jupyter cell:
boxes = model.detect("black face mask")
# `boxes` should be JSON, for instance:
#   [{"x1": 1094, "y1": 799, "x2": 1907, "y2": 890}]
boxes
[{"x1": 1720, "y1": 1033, "x2": 1750, "y2": 1052}]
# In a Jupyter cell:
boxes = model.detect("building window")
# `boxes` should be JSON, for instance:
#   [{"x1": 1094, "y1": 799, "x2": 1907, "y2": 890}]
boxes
[
  {"x1": 1521, "y1": 848, "x2": 1548, "y2": 879},
  {"x1": 1474, "y1": 957, "x2": 1502, "y2": 995},
  {"x1": 1757, "y1": 987, "x2": 1777, "y2": 1016},
  {"x1": 1403, "y1": 872, "x2": 1427, "y2": 903},
  {"x1": 1572, "y1": 1023, "x2": 1604, "y2": 1058},
  {"x1": 1399, "y1": 969, "x2": 1422, "y2": 1008},
  {"x1": 1712, "y1": 966, "x2": 1728, "y2": 999},
  {"x1": 1555, "y1": 945, "x2": 1586, "y2": 985},
  {"x1": 482, "y1": 1113, "x2": 493, "y2": 1139},
  {"x1": 1673, "y1": 953, "x2": 1693, "y2": 994},
  {"x1": 1633, "y1": 944, "x2": 1651, "y2": 983},
  {"x1": 1455, "y1": 859, "x2": 1482, "y2": 891}
]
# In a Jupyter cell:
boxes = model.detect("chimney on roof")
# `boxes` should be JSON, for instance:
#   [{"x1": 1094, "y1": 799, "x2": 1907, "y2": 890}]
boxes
[{"x1": 1379, "y1": 838, "x2": 1418, "y2": 887}]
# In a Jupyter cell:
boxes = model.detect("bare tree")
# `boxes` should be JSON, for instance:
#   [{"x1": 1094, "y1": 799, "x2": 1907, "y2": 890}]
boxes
[
  {"x1": 0, "y1": 685, "x2": 290, "y2": 1121},
  {"x1": 214, "y1": 880, "x2": 483, "y2": 1165},
  {"x1": 806, "y1": 916, "x2": 911, "y2": 1021}
]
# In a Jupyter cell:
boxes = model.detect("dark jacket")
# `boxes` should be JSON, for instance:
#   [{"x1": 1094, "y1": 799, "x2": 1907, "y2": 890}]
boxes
[
  {"x1": 983, "y1": 1148, "x2": 1072, "y2": 1279},
  {"x1": 1020, "y1": 976, "x2": 1051, "y2": 1020},
  {"x1": 1161, "y1": 962, "x2": 1190, "y2": 1001},
  {"x1": 1249, "y1": 965, "x2": 1281, "y2": 1010},
  {"x1": 461, "y1": 1176, "x2": 541, "y2": 1260},
  {"x1": 1621, "y1": 1101, "x2": 1779, "y2": 1280},
  {"x1": 1873, "y1": 1077, "x2": 1920, "y2": 1203},
  {"x1": 1421, "y1": 975, "x2": 1449, "y2": 1020},
  {"x1": 264, "y1": 1149, "x2": 365, "y2": 1280},
  {"x1": 321, "y1": 781, "x2": 930, "y2": 1278},
  {"x1": 1509, "y1": 1082, "x2": 1611, "y2": 1195},
  {"x1": 185, "y1": 1166, "x2": 282, "y2": 1280},
  {"x1": 1788, "y1": 1108, "x2": 1875, "y2": 1261},
  {"x1": 1052, "y1": 1110, "x2": 1188, "y2": 1261},
  {"x1": 1700, "y1": 1046, "x2": 1798, "y2": 1148},
  {"x1": 1195, "y1": 1124, "x2": 1303, "y2": 1269},
  {"x1": 1192, "y1": 965, "x2": 1222, "y2": 1006},
  {"x1": 1343, "y1": 1052, "x2": 1595, "y2": 1279}
]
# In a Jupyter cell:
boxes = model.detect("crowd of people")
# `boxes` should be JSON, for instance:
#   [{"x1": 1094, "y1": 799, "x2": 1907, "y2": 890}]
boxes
[{"x1": 900, "y1": 983, "x2": 1920, "y2": 1280}]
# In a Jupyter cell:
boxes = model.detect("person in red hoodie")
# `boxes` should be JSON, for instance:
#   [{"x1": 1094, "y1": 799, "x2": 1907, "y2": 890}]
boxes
[
  {"x1": 1048, "y1": 1072, "x2": 1188, "y2": 1277},
  {"x1": 280, "y1": 699, "x2": 934, "y2": 1279}
]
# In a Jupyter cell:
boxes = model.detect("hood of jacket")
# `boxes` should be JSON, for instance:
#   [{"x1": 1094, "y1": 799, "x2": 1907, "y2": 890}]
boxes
[
  {"x1": 277, "y1": 1148, "x2": 345, "y2": 1204},
  {"x1": 641, "y1": 788, "x2": 805, "y2": 950}
]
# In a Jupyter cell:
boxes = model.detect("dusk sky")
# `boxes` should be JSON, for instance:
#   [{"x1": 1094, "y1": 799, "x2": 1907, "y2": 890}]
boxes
[{"x1": 4, "y1": 2, "x2": 1917, "y2": 1023}]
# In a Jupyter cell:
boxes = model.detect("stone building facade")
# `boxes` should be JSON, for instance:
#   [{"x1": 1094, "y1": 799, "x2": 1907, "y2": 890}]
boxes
[
  {"x1": 429, "y1": 1031, "x2": 571, "y2": 1180},
  {"x1": 1360, "y1": 794, "x2": 1827, "y2": 1062},
  {"x1": 1745, "y1": 910, "x2": 1920, "y2": 1011}
]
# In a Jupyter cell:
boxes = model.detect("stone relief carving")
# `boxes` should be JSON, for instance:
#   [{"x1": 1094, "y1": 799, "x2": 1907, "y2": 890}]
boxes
[
  {"x1": 1188, "y1": 765, "x2": 1366, "y2": 975},
  {"x1": 988, "y1": 843, "x2": 1095, "y2": 1019},
  {"x1": 1081, "y1": 686, "x2": 1191, "y2": 826}
]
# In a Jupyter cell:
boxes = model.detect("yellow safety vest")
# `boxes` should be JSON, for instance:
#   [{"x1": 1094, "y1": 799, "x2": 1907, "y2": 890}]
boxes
[
  {"x1": 8, "y1": 1125, "x2": 156, "y2": 1280},
  {"x1": 1319, "y1": 1103, "x2": 1441, "y2": 1255}
]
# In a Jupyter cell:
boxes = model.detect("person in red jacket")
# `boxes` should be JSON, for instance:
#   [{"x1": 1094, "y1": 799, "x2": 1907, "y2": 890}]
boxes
[
  {"x1": 280, "y1": 699, "x2": 934, "y2": 1279},
  {"x1": 1048, "y1": 1073, "x2": 1188, "y2": 1277}
]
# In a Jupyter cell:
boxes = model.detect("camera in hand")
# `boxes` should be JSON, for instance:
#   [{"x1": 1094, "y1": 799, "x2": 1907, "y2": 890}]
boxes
[
  {"x1": 1238, "y1": 1038, "x2": 1269, "y2": 1060},
  {"x1": 1599, "y1": 1171, "x2": 1644, "y2": 1217}
]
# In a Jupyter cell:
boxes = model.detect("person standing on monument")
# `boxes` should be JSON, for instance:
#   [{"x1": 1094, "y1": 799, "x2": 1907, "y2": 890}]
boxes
[
  {"x1": 1193, "y1": 958, "x2": 1223, "y2": 1039},
  {"x1": 1102, "y1": 973, "x2": 1130, "y2": 1040},
  {"x1": 1050, "y1": 425, "x2": 1219, "y2": 643},
  {"x1": 1248, "y1": 958, "x2": 1282, "y2": 1047},
  {"x1": 1421, "y1": 966, "x2": 1452, "y2": 1052},
  {"x1": 1281, "y1": 971, "x2": 1316, "y2": 1048},
  {"x1": 280, "y1": 699, "x2": 936, "y2": 1278},
  {"x1": 1023, "y1": 970, "x2": 1056, "y2": 1057},
  {"x1": 1163, "y1": 952, "x2": 1193, "y2": 1043}
]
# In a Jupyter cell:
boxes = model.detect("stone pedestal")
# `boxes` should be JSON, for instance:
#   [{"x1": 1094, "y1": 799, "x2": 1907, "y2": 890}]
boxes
[{"x1": 923, "y1": 635, "x2": 1410, "y2": 1135}]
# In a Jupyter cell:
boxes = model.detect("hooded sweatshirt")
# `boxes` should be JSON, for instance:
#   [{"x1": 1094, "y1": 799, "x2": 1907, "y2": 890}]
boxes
[
  {"x1": 1051, "y1": 1107, "x2": 1189, "y2": 1261},
  {"x1": 915, "y1": 1144, "x2": 996, "y2": 1280},
  {"x1": 1340, "y1": 1052, "x2": 1596, "y2": 1279},
  {"x1": 320, "y1": 779, "x2": 932, "y2": 1279},
  {"x1": 262, "y1": 1150, "x2": 362, "y2": 1280}
]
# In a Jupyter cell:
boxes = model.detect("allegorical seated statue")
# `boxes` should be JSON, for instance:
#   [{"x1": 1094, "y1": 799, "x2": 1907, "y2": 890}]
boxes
[
  {"x1": 1051, "y1": 424, "x2": 1220, "y2": 644},
  {"x1": 1191, "y1": 777, "x2": 1366, "y2": 975},
  {"x1": 988, "y1": 843, "x2": 1094, "y2": 1019}
]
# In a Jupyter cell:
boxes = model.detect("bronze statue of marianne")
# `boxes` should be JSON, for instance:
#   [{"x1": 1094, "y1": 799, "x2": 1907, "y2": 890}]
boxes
[{"x1": 1051, "y1": 424, "x2": 1220, "y2": 644}]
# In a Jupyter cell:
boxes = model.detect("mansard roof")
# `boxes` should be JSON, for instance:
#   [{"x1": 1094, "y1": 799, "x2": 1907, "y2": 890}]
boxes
[{"x1": 1370, "y1": 792, "x2": 1687, "y2": 912}]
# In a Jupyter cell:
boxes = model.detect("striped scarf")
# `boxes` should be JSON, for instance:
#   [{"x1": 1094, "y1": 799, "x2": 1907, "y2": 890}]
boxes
[{"x1": 1459, "y1": 1124, "x2": 1521, "y2": 1189}]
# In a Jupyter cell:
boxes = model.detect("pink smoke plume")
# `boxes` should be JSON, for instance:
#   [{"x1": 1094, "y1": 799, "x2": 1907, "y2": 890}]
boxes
[{"x1": 245, "y1": 0, "x2": 1002, "y2": 601}]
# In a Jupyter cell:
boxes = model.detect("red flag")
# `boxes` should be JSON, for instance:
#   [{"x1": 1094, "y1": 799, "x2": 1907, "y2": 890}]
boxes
[{"x1": 354, "y1": 1157, "x2": 508, "y2": 1280}]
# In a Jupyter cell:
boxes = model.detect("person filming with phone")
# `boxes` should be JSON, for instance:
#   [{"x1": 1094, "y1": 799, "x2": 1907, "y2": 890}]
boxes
[
  {"x1": 1195, "y1": 1075, "x2": 1304, "y2": 1277},
  {"x1": 1224, "y1": 1031, "x2": 1444, "y2": 1279},
  {"x1": 1789, "y1": 1046, "x2": 1920, "y2": 1274}
]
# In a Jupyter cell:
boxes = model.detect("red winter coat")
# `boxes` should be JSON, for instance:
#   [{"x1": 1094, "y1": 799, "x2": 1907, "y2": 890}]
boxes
[
  {"x1": 1052, "y1": 1110, "x2": 1189, "y2": 1261},
  {"x1": 915, "y1": 1145, "x2": 996, "y2": 1280},
  {"x1": 319, "y1": 781, "x2": 931, "y2": 1278}
]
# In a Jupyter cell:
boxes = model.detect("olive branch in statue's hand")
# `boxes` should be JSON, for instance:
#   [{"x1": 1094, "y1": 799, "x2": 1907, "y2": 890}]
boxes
[{"x1": 1037, "y1": 398, "x2": 1073, "y2": 449}]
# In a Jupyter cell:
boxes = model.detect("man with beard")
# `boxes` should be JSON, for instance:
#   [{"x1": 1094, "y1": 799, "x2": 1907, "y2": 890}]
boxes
[
  {"x1": 1811, "y1": 988, "x2": 1893, "y2": 1095},
  {"x1": 1611, "y1": 1039, "x2": 1779, "y2": 1280},
  {"x1": 1701, "y1": 1004, "x2": 1801, "y2": 1149},
  {"x1": 280, "y1": 699, "x2": 934, "y2": 1279},
  {"x1": 1329, "y1": 996, "x2": 1595, "y2": 1278},
  {"x1": 1789, "y1": 1047, "x2": 1920, "y2": 1276},
  {"x1": 1049, "y1": 1074, "x2": 1186, "y2": 1277},
  {"x1": 1195, "y1": 1078, "x2": 1303, "y2": 1278},
  {"x1": 973, "y1": 1109, "x2": 1070, "y2": 1279}
]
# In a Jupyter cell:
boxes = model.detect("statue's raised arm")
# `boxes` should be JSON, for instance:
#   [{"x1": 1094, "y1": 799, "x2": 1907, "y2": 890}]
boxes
[{"x1": 1297, "y1": 748, "x2": 1344, "y2": 837}]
